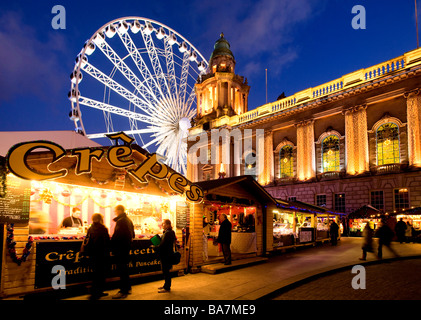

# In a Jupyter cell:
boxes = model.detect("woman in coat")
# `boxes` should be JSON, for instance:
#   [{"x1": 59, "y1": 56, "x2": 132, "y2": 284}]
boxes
[
  {"x1": 82, "y1": 213, "x2": 110, "y2": 300},
  {"x1": 157, "y1": 219, "x2": 176, "y2": 293}
]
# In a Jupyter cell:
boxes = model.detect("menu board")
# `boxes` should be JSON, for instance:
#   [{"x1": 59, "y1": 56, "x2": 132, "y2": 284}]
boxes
[
  {"x1": 0, "y1": 175, "x2": 31, "y2": 224},
  {"x1": 176, "y1": 201, "x2": 190, "y2": 229}
]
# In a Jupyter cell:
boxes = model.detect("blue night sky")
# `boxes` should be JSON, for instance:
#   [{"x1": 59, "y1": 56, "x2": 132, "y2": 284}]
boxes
[{"x1": 0, "y1": 0, "x2": 419, "y2": 139}]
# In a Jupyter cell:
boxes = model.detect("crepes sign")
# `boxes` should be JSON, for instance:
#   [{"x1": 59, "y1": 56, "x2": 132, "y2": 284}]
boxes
[{"x1": 6, "y1": 132, "x2": 203, "y2": 203}]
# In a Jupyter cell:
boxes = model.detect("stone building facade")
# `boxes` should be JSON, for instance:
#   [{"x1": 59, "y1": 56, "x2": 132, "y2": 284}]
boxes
[{"x1": 187, "y1": 34, "x2": 421, "y2": 215}]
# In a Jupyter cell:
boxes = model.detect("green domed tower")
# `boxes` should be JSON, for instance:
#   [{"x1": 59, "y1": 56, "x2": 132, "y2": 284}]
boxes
[
  {"x1": 209, "y1": 33, "x2": 236, "y2": 73},
  {"x1": 195, "y1": 33, "x2": 250, "y2": 123}
]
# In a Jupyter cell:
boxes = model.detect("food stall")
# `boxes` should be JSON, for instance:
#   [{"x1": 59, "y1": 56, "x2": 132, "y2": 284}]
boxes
[
  {"x1": 192, "y1": 176, "x2": 277, "y2": 266},
  {"x1": 272, "y1": 200, "x2": 344, "y2": 249},
  {"x1": 392, "y1": 207, "x2": 421, "y2": 242},
  {"x1": 0, "y1": 133, "x2": 203, "y2": 297},
  {"x1": 348, "y1": 205, "x2": 383, "y2": 237}
]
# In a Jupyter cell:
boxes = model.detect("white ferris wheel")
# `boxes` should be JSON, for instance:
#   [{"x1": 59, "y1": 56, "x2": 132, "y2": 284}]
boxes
[{"x1": 69, "y1": 17, "x2": 209, "y2": 175}]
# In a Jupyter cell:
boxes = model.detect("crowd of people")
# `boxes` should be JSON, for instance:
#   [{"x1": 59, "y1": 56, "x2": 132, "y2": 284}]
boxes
[
  {"x1": 80, "y1": 204, "x2": 178, "y2": 300},
  {"x1": 358, "y1": 217, "x2": 416, "y2": 261}
]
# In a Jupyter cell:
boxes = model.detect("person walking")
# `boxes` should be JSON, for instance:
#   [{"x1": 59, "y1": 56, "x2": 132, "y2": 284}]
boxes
[
  {"x1": 82, "y1": 213, "x2": 110, "y2": 300},
  {"x1": 218, "y1": 213, "x2": 232, "y2": 265},
  {"x1": 395, "y1": 218, "x2": 407, "y2": 243},
  {"x1": 157, "y1": 219, "x2": 176, "y2": 293},
  {"x1": 359, "y1": 222, "x2": 374, "y2": 261},
  {"x1": 375, "y1": 219, "x2": 399, "y2": 259},
  {"x1": 111, "y1": 205, "x2": 134, "y2": 299},
  {"x1": 329, "y1": 220, "x2": 339, "y2": 246}
]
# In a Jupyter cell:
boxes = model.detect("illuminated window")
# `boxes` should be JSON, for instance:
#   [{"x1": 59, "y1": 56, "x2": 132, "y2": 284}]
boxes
[
  {"x1": 279, "y1": 145, "x2": 294, "y2": 178},
  {"x1": 322, "y1": 135, "x2": 340, "y2": 172},
  {"x1": 394, "y1": 188, "x2": 409, "y2": 211},
  {"x1": 376, "y1": 123, "x2": 399, "y2": 165}
]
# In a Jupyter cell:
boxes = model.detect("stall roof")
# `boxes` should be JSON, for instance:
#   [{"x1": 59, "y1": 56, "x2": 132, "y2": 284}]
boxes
[
  {"x1": 195, "y1": 175, "x2": 277, "y2": 205},
  {"x1": 275, "y1": 199, "x2": 344, "y2": 215},
  {"x1": 392, "y1": 207, "x2": 421, "y2": 216},
  {"x1": 347, "y1": 204, "x2": 380, "y2": 219}
]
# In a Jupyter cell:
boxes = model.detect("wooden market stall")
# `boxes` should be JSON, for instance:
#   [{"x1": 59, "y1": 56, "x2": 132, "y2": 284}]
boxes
[
  {"x1": 272, "y1": 200, "x2": 344, "y2": 250},
  {"x1": 392, "y1": 207, "x2": 421, "y2": 242},
  {"x1": 188, "y1": 175, "x2": 277, "y2": 269},
  {"x1": 347, "y1": 204, "x2": 383, "y2": 237},
  {"x1": 0, "y1": 135, "x2": 203, "y2": 298}
]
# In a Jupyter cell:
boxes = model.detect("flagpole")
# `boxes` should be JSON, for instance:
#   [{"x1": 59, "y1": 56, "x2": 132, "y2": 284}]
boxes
[
  {"x1": 265, "y1": 68, "x2": 268, "y2": 104},
  {"x1": 416, "y1": 0, "x2": 420, "y2": 48}
]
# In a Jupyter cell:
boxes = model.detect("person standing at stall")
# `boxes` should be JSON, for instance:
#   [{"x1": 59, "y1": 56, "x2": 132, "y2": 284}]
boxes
[
  {"x1": 218, "y1": 213, "x2": 232, "y2": 265},
  {"x1": 81, "y1": 213, "x2": 110, "y2": 300},
  {"x1": 60, "y1": 207, "x2": 83, "y2": 228},
  {"x1": 330, "y1": 219, "x2": 339, "y2": 246},
  {"x1": 111, "y1": 205, "x2": 134, "y2": 299},
  {"x1": 395, "y1": 218, "x2": 407, "y2": 243},
  {"x1": 157, "y1": 219, "x2": 176, "y2": 293}
]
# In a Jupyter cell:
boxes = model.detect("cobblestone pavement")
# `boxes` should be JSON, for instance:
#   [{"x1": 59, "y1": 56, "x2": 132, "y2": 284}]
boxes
[{"x1": 273, "y1": 258, "x2": 421, "y2": 300}]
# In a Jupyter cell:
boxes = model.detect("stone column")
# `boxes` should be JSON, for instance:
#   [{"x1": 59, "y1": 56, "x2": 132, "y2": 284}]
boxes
[
  {"x1": 343, "y1": 105, "x2": 369, "y2": 174},
  {"x1": 295, "y1": 120, "x2": 315, "y2": 180},
  {"x1": 264, "y1": 130, "x2": 274, "y2": 185},
  {"x1": 405, "y1": 89, "x2": 421, "y2": 166}
]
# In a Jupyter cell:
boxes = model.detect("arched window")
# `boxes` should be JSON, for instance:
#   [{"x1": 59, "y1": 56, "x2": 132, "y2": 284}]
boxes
[
  {"x1": 279, "y1": 145, "x2": 294, "y2": 178},
  {"x1": 376, "y1": 122, "x2": 399, "y2": 165},
  {"x1": 322, "y1": 135, "x2": 340, "y2": 172},
  {"x1": 244, "y1": 152, "x2": 257, "y2": 180}
]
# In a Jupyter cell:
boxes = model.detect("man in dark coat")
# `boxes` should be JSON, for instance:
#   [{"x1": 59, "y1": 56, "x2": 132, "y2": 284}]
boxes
[
  {"x1": 82, "y1": 213, "x2": 110, "y2": 300},
  {"x1": 395, "y1": 218, "x2": 407, "y2": 243},
  {"x1": 111, "y1": 205, "x2": 134, "y2": 299},
  {"x1": 330, "y1": 220, "x2": 339, "y2": 246},
  {"x1": 218, "y1": 214, "x2": 232, "y2": 265},
  {"x1": 376, "y1": 219, "x2": 399, "y2": 259},
  {"x1": 157, "y1": 219, "x2": 176, "y2": 293}
]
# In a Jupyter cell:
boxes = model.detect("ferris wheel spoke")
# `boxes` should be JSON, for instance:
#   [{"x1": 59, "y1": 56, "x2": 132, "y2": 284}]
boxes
[
  {"x1": 79, "y1": 96, "x2": 158, "y2": 125},
  {"x1": 87, "y1": 128, "x2": 157, "y2": 140},
  {"x1": 141, "y1": 135, "x2": 165, "y2": 150},
  {"x1": 140, "y1": 30, "x2": 172, "y2": 99},
  {"x1": 179, "y1": 51, "x2": 191, "y2": 105},
  {"x1": 164, "y1": 36, "x2": 178, "y2": 98},
  {"x1": 117, "y1": 30, "x2": 164, "y2": 100},
  {"x1": 83, "y1": 62, "x2": 156, "y2": 117},
  {"x1": 95, "y1": 38, "x2": 158, "y2": 106}
]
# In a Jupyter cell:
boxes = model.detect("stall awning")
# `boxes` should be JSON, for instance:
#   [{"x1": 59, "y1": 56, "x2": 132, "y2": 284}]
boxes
[
  {"x1": 275, "y1": 199, "x2": 344, "y2": 215},
  {"x1": 347, "y1": 204, "x2": 380, "y2": 219},
  {"x1": 392, "y1": 207, "x2": 421, "y2": 216},
  {"x1": 195, "y1": 175, "x2": 277, "y2": 205}
]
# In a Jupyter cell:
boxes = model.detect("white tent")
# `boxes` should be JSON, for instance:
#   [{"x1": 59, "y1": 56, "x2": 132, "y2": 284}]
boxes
[{"x1": 0, "y1": 131, "x2": 102, "y2": 156}]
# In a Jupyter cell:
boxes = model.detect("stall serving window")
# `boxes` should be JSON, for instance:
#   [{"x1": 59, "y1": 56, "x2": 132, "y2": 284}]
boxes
[
  {"x1": 273, "y1": 210, "x2": 294, "y2": 247},
  {"x1": 273, "y1": 210, "x2": 315, "y2": 247},
  {"x1": 203, "y1": 203, "x2": 257, "y2": 259},
  {"x1": 28, "y1": 180, "x2": 184, "y2": 240}
]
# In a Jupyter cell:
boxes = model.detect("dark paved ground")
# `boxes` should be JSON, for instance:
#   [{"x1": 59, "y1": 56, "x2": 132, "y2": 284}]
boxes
[{"x1": 273, "y1": 258, "x2": 421, "y2": 300}]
